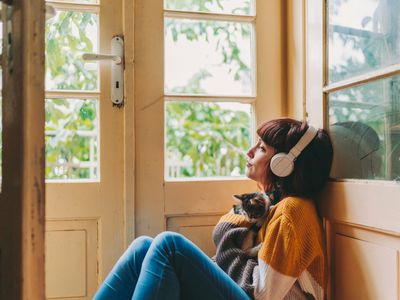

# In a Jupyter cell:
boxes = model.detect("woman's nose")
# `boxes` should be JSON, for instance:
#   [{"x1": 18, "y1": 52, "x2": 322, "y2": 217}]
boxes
[{"x1": 247, "y1": 147, "x2": 255, "y2": 158}]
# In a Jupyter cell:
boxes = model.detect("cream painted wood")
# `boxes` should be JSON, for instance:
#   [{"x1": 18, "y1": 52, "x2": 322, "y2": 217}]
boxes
[
  {"x1": 305, "y1": 0, "x2": 400, "y2": 299},
  {"x1": 164, "y1": 180, "x2": 258, "y2": 215},
  {"x1": 324, "y1": 221, "x2": 400, "y2": 300},
  {"x1": 334, "y1": 234, "x2": 397, "y2": 300},
  {"x1": 123, "y1": 0, "x2": 136, "y2": 246},
  {"x1": 0, "y1": 0, "x2": 46, "y2": 299},
  {"x1": 45, "y1": 219, "x2": 98, "y2": 299},
  {"x1": 167, "y1": 215, "x2": 222, "y2": 256},
  {"x1": 45, "y1": 0, "x2": 127, "y2": 298},
  {"x1": 286, "y1": 0, "x2": 306, "y2": 120},
  {"x1": 135, "y1": 0, "x2": 287, "y2": 251}
]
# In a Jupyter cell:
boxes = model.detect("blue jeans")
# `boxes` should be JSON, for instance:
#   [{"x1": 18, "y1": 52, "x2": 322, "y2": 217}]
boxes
[{"x1": 93, "y1": 231, "x2": 250, "y2": 300}]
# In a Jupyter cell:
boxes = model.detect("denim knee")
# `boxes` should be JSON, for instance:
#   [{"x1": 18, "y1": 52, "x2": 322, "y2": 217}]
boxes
[
  {"x1": 153, "y1": 231, "x2": 185, "y2": 251},
  {"x1": 128, "y1": 235, "x2": 153, "y2": 252},
  {"x1": 121, "y1": 236, "x2": 153, "y2": 265}
]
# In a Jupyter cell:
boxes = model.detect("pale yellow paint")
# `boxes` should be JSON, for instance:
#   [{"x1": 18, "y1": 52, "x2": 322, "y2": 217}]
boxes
[
  {"x1": 167, "y1": 215, "x2": 222, "y2": 257},
  {"x1": 45, "y1": 219, "x2": 98, "y2": 299},
  {"x1": 335, "y1": 234, "x2": 398, "y2": 300},
  {"x1": 45, "y1": 0, "x2": 126, "y2": 298},
  {"x1": 286, "y1": 0, "x2": 306, "y2": 120},
  {"x1": 46, "y1": 231, "x2": 86, "y2": 298}
]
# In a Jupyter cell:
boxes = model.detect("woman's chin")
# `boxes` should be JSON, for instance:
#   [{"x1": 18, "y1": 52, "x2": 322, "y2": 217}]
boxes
[{"x1": 245, "y1": 169, "x2": 253, "y2": 180}]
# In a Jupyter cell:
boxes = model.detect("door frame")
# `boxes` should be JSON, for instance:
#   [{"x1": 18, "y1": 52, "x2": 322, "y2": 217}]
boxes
[{"x1": 0, "y1": 0, "x2": 46, "y2": 298}]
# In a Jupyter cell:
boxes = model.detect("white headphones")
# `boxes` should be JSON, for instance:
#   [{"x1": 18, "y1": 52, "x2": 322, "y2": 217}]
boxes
[{"x1": 270, "y1": 126, "x2": 318, "y2": 177}]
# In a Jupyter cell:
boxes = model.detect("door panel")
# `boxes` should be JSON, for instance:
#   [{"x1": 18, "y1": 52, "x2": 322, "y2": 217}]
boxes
[
  {"x1": 325, "y1": 220, "x2": 400, "y2": 300},
  {"x1": 45, "y1": 0, "x2": 124, "y2": 298},
  {"x1": 167, "y1": 215, "x2": 222, "y2": 256},
  {"x1": 45, "y1": 219, "x2": 98, "y2": 299}
]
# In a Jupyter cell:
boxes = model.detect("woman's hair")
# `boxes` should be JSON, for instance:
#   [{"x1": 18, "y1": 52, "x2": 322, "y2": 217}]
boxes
[{"x1": 256, "y1": 118, "x2": 333, "y2": 200}]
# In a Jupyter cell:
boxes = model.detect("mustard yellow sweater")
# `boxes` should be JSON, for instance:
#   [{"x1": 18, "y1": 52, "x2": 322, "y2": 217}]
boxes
[{"x1": 213, "y1": 196, "x2": 327, "y2": 300}]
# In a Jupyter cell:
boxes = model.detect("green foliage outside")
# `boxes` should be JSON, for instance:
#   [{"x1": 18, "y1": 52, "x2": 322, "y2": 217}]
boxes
[
  {"x1": 166, "y1": 102, "x2": 250, "y2": 177},
  {"x1": 45, "y1": 2, "x2": 253, "y2": 180},
  {"x1": 165, "y1": 0, "x2": 252, "y2": 15},
  {"x1": 46, "y1": 11, "x2": 97, "y2": 90},
  {"x1": 164, "y1": 0, "x2": 253, "y2": 177},
  {"x1": 45, "y1": 99, "x2": 98, "y2": 179},
  {"x1": 45, "y1": 11, "x2": 98, "y2": 179}
]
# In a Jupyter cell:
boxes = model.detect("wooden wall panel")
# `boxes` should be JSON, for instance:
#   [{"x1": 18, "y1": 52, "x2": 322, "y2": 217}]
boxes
[
  {"x1": 167, "y1": 215, "x2": 222, "y2": 257},
  {"x1": 321, "y1": 184, "x2": 400, "y2": 300},
  {"x1": 334, "y1": 233, "x2": 398, "y2": 300},
  {"x1": 45, "y1": 219, "x2": 98, "y2": 300}
]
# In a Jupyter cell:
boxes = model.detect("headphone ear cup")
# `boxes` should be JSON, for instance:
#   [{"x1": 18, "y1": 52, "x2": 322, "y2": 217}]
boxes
[{"x1": 270, "y1": 153, "x2": 294, "y2": 177}]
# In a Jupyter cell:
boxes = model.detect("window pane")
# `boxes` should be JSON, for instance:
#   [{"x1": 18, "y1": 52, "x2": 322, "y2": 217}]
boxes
[
  {"x1": 165, "y1": 18, "x2": 254, "y2": 96},
  {"x1": 46, "y1": 10, "x2": 98, "y2": 91},
  {"x1": 328, "y1": 75, "x2": 400, "y2": 181},
  {"x1": 165, "y1": 101, "x2": 252, "y2": 179},
  {"x1": 328, "y1": 0, "x2": 400, "y2": 83},
  {"x1": 164, "y1": 0, "x2": 255, "y2": 16},
  {"x1": 45, "y1": 99, "x2": 99, "y2": 180},
  {"x1": 50, "y1": 0, "x2": 98, "y2": 3}
]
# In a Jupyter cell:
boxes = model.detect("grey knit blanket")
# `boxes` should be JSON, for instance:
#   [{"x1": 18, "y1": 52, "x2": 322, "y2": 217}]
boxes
[{"x1": 212, "y1": 221, "x2": 258, "y2": 299}]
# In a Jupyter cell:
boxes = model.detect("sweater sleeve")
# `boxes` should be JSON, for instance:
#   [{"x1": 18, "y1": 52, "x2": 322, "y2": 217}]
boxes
[
  {"x1": 213, "y1": 209, "x2": 251, "y2": 245},
  {"x1": 253, "y1": 216, "x2": 301, "y2": 300}
]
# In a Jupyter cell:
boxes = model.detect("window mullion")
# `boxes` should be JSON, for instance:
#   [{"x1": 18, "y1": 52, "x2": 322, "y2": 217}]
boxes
[{"x1": 323, "y1": 63, "x2": 400, "y2": 94}]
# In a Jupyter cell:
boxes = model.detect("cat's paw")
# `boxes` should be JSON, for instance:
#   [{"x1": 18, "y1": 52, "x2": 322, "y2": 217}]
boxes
[{"x1": 245, "y1": 243, "x2": 262, "y2": 257}]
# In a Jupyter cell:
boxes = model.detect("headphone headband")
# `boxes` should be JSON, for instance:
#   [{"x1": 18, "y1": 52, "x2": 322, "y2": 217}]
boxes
[
  {"x1": 288, "y1": 126, "x2": 318, "y2": 159},
  {"x1": 270, "y1": 125, "x2": 318, "y2": 177}
]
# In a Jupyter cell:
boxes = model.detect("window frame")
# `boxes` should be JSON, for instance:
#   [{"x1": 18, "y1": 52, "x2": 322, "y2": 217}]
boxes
[{"x1": 135, "y1": 0, "x2": 287, "y2": 236}]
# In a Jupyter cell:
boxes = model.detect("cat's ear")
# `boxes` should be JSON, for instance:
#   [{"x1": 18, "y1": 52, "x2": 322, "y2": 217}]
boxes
[{"x1": 233, "y1": 194, "x2": 245, "y2": 201}]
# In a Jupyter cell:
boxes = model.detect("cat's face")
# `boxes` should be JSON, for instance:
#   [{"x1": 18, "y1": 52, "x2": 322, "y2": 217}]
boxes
[{"x1": 233, "y1": 192, "x2": 270, "y2": 220}]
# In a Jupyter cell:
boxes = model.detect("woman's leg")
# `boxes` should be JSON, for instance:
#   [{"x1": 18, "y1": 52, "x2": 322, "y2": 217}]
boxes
[
  {"x1": 93, "y1": 236, "x2": 153, "y2": 300},
  {"x1": 132, "y1": 231, "x2": 250, "y2": 300}
]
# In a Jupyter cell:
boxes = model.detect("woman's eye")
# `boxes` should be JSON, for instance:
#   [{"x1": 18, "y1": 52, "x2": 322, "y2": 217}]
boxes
[{"x1": 258, "y1": 145, "x2": 266, "y2": 152}]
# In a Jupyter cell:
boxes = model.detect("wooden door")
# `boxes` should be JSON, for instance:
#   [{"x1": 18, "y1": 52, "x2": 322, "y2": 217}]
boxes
[
  {"x1": 43, "y1": 0, "x2": 132, "y2": 299},
  {"x1": 307, "y1": 0, "x2": 400, "y2": 299},
  {"x1": 0, "y1": 0, "x2": 46, "y2": 299},
  {"x1": 135, "y1": 0, "x2": 287, "y2": 255}
]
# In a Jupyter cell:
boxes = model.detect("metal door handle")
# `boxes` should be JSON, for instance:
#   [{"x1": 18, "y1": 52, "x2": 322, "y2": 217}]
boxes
[
  {"x1": 82, "y1": 53, "x2": 122, "y2": 65},
  {"x1": 83, "y1": 36, "x2": 124, "y2": 107}
]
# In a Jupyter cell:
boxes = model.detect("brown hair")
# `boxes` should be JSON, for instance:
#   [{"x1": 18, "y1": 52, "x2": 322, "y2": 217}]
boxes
[{"x1": 256, "y1": 118, "x2": 333, "y2": 200}]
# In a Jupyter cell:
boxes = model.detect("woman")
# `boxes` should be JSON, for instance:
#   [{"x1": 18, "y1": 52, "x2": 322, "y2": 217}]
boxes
[{"x1": 94, "y1": 118, "x2": 333, "y2": 300}]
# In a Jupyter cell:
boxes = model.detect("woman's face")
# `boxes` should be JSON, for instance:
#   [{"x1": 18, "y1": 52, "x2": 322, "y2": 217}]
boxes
[{"x1": 246, "y1": 138, "x2": 275, "y2": 186}]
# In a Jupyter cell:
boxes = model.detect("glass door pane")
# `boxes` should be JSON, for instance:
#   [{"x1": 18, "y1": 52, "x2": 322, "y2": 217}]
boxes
[
  {"x1": 328, "y1": 0, "x2": 400, "y2": 83},
  {"x1": 329, "y1": 75, "x2": 400, "y2": 181}
]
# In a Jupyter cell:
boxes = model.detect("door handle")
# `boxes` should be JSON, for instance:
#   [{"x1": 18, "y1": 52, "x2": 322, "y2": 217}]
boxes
[
  {"x1": 83, "y1": 36, "x2": 124, "y2": 107},
  {"x1": 82, "y1": 53, "x2": 122, "y2": 65}
]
